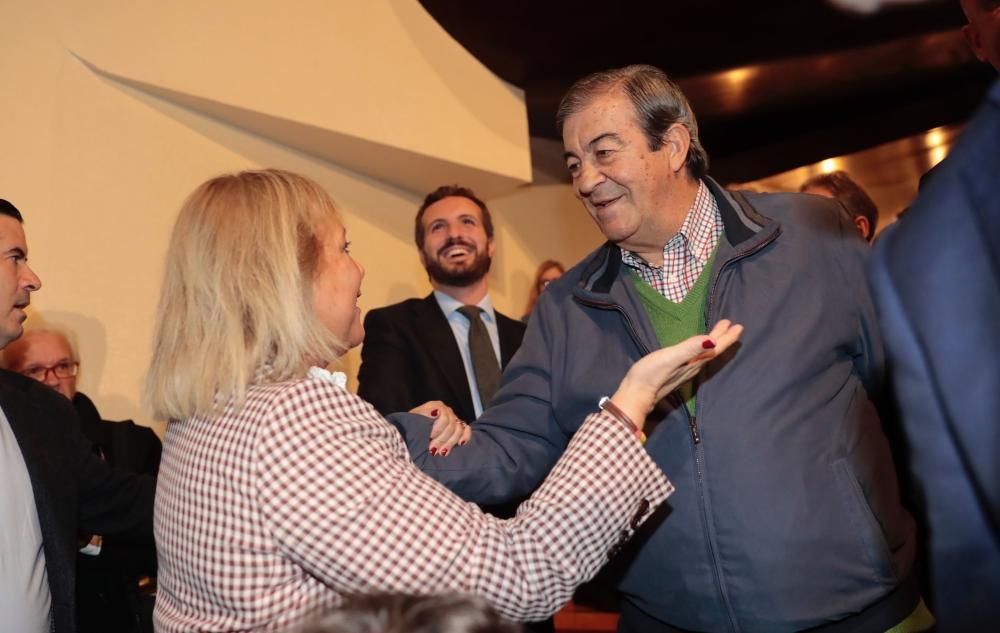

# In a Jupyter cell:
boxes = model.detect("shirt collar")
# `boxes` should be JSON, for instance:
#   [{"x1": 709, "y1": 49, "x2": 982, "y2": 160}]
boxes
[
  {"x1": 433, "y1": 290, "x2": 496, "y2": 322},
  {"x1": 620, "y1": 179, "x2": 719, "y2": 270},
  {"x1": 676, "y1": 180, "x2": 719, "y2": 267}
]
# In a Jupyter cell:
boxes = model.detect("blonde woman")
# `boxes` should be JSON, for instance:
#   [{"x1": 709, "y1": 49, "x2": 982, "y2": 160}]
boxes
[{"x1": 146, "y1": 169, "x2": 741, "y2": 632}]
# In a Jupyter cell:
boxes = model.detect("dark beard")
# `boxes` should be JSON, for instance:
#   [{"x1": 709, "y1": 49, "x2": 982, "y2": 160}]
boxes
[{"x1": 425, "y1": 248, "x2": 492, "y2": 287}]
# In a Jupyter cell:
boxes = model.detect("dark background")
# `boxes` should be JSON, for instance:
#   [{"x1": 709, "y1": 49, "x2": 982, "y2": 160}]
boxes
[{"x1": 419, "y1": 0, "x2": 994, "y2": 183}]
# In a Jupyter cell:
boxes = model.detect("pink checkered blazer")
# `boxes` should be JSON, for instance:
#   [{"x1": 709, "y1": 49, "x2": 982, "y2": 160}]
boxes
[{"x1": 153, "y1": 372, "x2": 672, "y2": 632}]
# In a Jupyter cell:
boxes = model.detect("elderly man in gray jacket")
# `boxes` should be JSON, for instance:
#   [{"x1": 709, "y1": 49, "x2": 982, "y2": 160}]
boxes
[{"x1": 393, "y1": 65, "x2": 925, "y2": 633}]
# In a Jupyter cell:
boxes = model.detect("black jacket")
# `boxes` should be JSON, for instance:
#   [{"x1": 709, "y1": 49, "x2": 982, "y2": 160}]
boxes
[
  {"x1": 0, "y1": 370, "x2": 154, "y2": 633},
  {"x1": 358, "y1": 293, "x2": 525, "y2": 422},
  {"x1": 73, "y1": 392, "x2": 160, "y2": 480},
  {"x1": 72, "y1": 391, "x2": 161, "y2": 633}
]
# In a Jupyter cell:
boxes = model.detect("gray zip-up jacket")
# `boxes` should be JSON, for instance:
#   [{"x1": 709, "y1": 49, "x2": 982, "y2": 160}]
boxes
[{"x1": 396, "y1": 178, "x2": 917, "y2": 632}]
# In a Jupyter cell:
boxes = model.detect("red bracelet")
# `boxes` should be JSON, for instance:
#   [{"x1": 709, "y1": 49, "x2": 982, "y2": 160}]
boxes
[{"x1": 598, "y1": 397, "x2": 647, "y2": 445}]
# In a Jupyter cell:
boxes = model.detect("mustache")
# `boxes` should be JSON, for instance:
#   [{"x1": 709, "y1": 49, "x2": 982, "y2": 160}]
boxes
[{"x1": 436, "y1": 237, "x2": 477, "y2": 257}]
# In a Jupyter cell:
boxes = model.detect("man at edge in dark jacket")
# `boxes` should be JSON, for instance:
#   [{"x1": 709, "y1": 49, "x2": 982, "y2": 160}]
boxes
[{"x1": 0, "y1": 198, "x2": 153, "y2": 633}]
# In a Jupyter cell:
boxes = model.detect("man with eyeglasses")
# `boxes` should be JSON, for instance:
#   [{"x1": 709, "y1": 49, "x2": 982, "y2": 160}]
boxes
[
  {"x1": 2, "y1": 327, "x2": 161, "y2": 633},
  {"x1": 1, "y1": 329, "x2": 162, "y2": 475},
  {"x1": 3, "y1": 329, "x2": 80, "y2": 400}
]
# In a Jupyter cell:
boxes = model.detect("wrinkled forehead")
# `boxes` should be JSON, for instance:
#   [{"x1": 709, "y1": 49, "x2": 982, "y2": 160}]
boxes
[
  {"x1": 4, "y1": 332, "x2": 74, "y2": 371},
  {"x1": 24, "y1": 332, "x2": 75, "y2": 361},
  {"x1": 562, "y1": 89, "x2": 638, "y2": 146}
]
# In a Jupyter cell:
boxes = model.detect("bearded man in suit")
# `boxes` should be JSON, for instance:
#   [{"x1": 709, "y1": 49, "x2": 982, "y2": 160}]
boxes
[
  {"x1": 358, "y1": 185, "x2": 525, "y2": 428},
  {"x1": 356, "y1": 186, "x2": 543, "y2": 630}
]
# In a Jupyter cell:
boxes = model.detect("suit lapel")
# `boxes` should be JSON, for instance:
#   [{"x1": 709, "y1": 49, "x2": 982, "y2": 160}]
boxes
[
  {"x1": 1, "y1": 377, "x2": 48, "y2": 488},
  {"x1": 413, "y1": 295, "x2": 476, "y2": 418},
  {"x1": 0, "y1": 374, "x2": 61, "y2": 566}
]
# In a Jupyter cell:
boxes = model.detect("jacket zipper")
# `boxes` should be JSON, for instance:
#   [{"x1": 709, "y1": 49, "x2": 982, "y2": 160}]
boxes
[
  {"x1": 695, "y1": 236, "x2": 777, "y2": 446},
  {"x1": 574, "y1": 296, "x2": 651, "y2": 356},
  {"x1": 705, "y1": 230, "x2": 779, "y2": 326},
  {"x1": 698, "y1": 229, "x2": 781, "y2": 633},
  {"x1": 577, "y1": 205, "x2": 780, "y2": 632},
  {"x1": 577, "y1": 296, "x2": 707, "y2": 445}
]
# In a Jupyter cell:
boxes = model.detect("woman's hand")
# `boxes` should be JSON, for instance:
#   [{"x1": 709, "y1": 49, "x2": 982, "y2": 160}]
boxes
[
  {"x1": 409, "y1": 401, "x2": 472, "y2": 456},
  {"x1": 611, "y1": 319, "x2": 743, "y2": 430}
]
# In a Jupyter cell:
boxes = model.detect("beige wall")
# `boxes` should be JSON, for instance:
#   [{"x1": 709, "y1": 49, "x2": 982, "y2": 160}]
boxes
[{"x1": 0, "y1": 1, "x2": 600, "y2": 434}]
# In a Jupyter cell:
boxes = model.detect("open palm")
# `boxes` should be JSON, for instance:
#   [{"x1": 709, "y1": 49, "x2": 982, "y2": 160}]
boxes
[{"x1": 612, "y1": 319, "x2": 743, "y2": 427}]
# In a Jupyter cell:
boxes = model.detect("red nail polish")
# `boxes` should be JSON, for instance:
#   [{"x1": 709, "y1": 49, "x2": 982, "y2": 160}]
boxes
[
  {"x1": 429, "y1": 447, "x2": 437, "y2": 455},
  {"x1": 459, "y1": 440, "x2": 467, "y2": 447},
  {"x1": 440, "y1": 448, "x2": 449, "y2": 457},
  {"x1": 430, "y1": 408, "x2": 440, "y2": 417},
  {"x1": 702, "y1": 340, "x2": 716, "y2": 349}
]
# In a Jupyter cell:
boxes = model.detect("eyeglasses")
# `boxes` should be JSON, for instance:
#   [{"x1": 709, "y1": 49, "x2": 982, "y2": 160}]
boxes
[{"x1": 22, "y1": 361, "x2": 79, "y2": 381}]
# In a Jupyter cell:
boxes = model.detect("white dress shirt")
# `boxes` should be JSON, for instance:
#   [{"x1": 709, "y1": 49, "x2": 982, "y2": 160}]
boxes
[
  {"x1": 0, "y1": 407, "x2": 52, "y2": 633},
  {"x1": 433, "y1": 290, "x2": 502, "y2": 418}
]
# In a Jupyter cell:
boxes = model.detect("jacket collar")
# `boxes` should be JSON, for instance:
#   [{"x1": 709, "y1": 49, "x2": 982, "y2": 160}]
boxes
[{"x1": 577, "y1": 176, "x2": 777, "y2": 295}]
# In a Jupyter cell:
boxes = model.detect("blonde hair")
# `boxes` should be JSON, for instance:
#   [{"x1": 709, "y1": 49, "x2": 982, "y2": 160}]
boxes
[{"x1": 145, "y1": 169, "x2": 343, "y2": 421}]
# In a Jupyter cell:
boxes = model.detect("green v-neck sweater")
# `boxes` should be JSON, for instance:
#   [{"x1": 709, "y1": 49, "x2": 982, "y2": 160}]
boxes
[{"x1": 630, "y1": 247, "x2": 718, "y2": 416}]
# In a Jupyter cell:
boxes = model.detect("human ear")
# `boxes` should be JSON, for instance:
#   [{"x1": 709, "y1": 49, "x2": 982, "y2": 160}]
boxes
[
  {"x1": 662, "y1": 123, "x2": 692, "y2": 174},
  {"x1": 854, "y1": 216, "x2": 871, "y2": 241},
  {"x1": 962, "y1": 23, "x2": 988, "y2": 63}
]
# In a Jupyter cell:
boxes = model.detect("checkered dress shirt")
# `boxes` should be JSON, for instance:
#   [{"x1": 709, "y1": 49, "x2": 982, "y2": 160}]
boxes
[
  {"x1": 154, "y1": 372, "x2": 672, "y2": 631},
  {"x1": 621, "y1": 180, "x2": 723, "y2": 303}
]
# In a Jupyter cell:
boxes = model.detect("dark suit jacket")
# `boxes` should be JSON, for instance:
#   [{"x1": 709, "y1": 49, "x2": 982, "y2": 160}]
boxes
[
  {"x1": 73, "y1": 392, "x2": 161, "y2": 480},
  {"x1": 869, "y1": 78, "x2": 1000, "y2": 631},
  {"x1": 72, "y1": 391, "x2": 161, "y2": 633},
  {"x1": 358, "y1": 293, "x2": 526, "y2": 422},
  {"x1": 0, "y1": 370, "x2": 155, "y2": 633}
]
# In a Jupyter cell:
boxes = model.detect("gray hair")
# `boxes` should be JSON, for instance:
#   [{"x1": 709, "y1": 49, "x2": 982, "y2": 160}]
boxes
[
  {"x1": 0, "y1": 326, "x2": 79, "y2": 371},
  {"x1": 556, "y1": 64, "x2": 709, "y2": 179}
]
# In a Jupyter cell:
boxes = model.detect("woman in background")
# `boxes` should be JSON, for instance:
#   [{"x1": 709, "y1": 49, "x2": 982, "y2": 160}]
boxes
[
  {"x1": 522, "y1": 260, "x2": 564, "y2": 320},
  {"x1": 146, "y1": 169, "x2": 741, "y2": 632}
]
